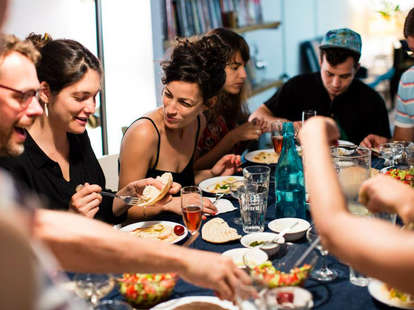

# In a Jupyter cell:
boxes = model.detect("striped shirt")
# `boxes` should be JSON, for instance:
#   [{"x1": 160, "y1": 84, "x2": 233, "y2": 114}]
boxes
[{"x1": 395, "y1": 66, "x2": 414, "y2": 128}]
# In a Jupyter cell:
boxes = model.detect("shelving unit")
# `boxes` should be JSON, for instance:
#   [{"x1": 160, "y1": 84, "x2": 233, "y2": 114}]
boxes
[{"x1": 232, "y1": 21, "x2": 281, "y2": 34}]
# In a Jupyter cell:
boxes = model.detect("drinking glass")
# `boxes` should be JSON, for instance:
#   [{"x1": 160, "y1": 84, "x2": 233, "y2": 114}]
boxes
[
  {"x1": 243, "y1": 165, "x2": 271, "y2": 193},
  {"x1": 181, "y1": 186, "x2": 203, "y2": 235},
  {"x1": 331, "y1": 145, "x2": 371, "y2": 286},
  {"x1": 93, "y1": 300, "x2": 133, "y2": 310},
  {"x1": 306, "y1": 225, "x2": 337, "y2": 281},
  {"x1": 230, "y1": 179, "x2": 246, "y2": 225},
  {"x1": 74, "y1": 273, "x2": 115, "y2": 306},
  {"x1": 301, "y1": 109, "x2": 316, "y2": 124},
  {"x1": 271, "y1": 121, "x2": 283, "y2": 153},
  {"x1": 406, "y1": 143, "x2": 414, "y2": 168},
  {"x1": 238, "y1": 182, "x2": 268, "y2": 233},
  {"x1": 379, "y1": 142, "x2": 404, "y2": 167}
]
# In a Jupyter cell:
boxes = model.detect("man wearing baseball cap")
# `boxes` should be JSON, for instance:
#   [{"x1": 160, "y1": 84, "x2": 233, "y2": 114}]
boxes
[{"x1": 250, "y1": 28, "x2": 391, "y2": 145}]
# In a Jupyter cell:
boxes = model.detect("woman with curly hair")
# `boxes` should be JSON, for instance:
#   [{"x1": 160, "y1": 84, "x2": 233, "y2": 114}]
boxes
[
  {"x1": 119, "y1": 35, "x2": 241, "y2": 220},
  {"x1": 195, "y1": 28, "x2": 263, "y2": 170}
]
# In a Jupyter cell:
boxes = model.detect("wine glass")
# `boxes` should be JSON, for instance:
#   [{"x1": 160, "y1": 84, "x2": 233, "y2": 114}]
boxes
[
  {"x1": 181, "y1": 186, "x2": 203, "y2": 236},
  {"x1": 74, "y1": 273, "x2": 115, "y2": 306},
  {"x1": 306, "y1": 225, "x2": 337, "y2": 281},
  {"x1": 93, "y1": 300, "x2": 133, "y2": 310},
  {"x1": 271, "y1": 120, "x2": 283, "y2": 153},
  {"x1": 379, "y1": 142, "x2": 404, "y2": 167}
]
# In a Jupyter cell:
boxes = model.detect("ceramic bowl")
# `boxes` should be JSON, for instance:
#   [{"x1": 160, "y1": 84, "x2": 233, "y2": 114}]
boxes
[
  {"x1": 261, "y1": 286, "x2": 313, "y2": 310},
  {"x1": 240, "y1": 232, "x2": 285, "y2": 257},
  {"x1": 268, "y1": 218, "x2": 310, "y2": 242}
]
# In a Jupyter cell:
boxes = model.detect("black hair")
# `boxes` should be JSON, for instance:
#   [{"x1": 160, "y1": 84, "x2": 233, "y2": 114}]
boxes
[
  {"x1": 161, "y1": 34, "x2": 230, "y2": 102},
  {"x1": 404, "y1": 7, "x2": 414, "y2": 38},
  {"x1": 320, "y1": 47, "x2": 360, "y2": 68}
]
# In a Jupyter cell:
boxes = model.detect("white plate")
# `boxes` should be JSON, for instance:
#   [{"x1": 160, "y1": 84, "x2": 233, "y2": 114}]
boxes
[
  {"x1": 207, "y1": 197, "x2": 236, "y2": 214},
  {"x1": 151, "y1": 295, "x2": 238, "y2": 310},
  {"x1": 368, "y1": 279, "x2": 414, "y2": 309},
  {"x1": 199, "y1": 176, "x2": 244, "y2": 195},
  {"x1": 338, "y1": 139, "x2": 355, "y2": 146},
  {"x1": 120, "y1": 221, "x2": 187, "y2": 244},
  {"x1": 222, "y1": 247, "x2": 268, "y2": 268},
  {"x1": 245, "y1": 148, "x2": 279, "y2": 164}
]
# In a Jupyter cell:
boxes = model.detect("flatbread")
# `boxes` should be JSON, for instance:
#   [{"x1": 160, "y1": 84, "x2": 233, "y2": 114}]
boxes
[
  {"x1": 253, "y1": 151, "x2": 279, "y2": 164},
  {"x1": 137, "y1": 173, "x2": 173, "y2": 207},
  {"x1": 202, "y1": 218, "x2": 241, "y2": 243}
]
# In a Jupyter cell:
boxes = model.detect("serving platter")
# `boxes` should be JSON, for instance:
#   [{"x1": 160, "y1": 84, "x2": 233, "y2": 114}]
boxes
[{"x1": 151, "y1": 295, "x2": 238, "y2": 310}]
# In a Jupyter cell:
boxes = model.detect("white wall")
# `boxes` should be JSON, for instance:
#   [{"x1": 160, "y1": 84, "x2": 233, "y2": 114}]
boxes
[{"x1": 101, "y1": 0, "x2": 157, "y2": 154}]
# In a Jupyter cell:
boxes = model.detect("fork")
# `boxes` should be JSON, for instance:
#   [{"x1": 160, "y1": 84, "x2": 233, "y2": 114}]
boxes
[
  {"x1": 101, "y1": 191, "x2": 143, "y2": 206},
  {"x1": 211, "y1": 193, "x2": 225, "y2": 205}
]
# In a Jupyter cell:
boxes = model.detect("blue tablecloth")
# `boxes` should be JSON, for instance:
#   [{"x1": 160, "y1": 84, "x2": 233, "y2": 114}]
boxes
[{"x1": 105, "y1": 157, "x2": 400, "y2": 309}]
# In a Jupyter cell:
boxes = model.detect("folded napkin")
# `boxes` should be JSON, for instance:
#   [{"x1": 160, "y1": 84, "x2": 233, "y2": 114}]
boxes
[{"x1": 207, "y1": 197, "x2": 237, "y2": 215}]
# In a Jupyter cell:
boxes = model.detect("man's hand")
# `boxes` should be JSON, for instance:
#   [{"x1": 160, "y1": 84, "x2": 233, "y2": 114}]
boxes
[
  {"x1": 360, "y1": 134, "x2": 388, "y2": 148},
  {"x1": 179, "y1": 250, "x2": 251, "y2": 301}
]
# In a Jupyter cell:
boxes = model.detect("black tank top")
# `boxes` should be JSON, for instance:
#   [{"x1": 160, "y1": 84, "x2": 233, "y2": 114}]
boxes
[{"x1": 137, "y1": 116, "x2": 200, "y2": 187}]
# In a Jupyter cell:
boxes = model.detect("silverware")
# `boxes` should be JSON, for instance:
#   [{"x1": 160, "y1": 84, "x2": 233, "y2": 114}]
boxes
[
  {"x1": 211, "y1": 193, "x2": 225, "y2": 205},
  {"x1": 100, "y1": 191, "x2": 143, "y2": 206},
  {"x1": 293, "y1": 235, "x2": 320, "y2": 268},
  {"x1": 259, "y1": 221, "x2": 299, "y2": 248}
]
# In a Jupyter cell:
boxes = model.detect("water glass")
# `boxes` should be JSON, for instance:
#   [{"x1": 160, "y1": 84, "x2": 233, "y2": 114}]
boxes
[
  {"x1": 331, "y1": 145, "x2": 371, "y2": 216},
  {"x1": 93, "y1": 300, "x2": 133, "y2": 310},
  {"x1": 238, "y1": 183, "x2": 268, "y2": 233},
  {"x1": 406, "y1": 143, "x2": 414, "y2": 168},
  {"x1": 379, "y1": 142, "x2": 404, "y2": 167},
  {"x1": 349, "y1": 267, "x2": 369, "y2": 287},
  {"x1": 74, "y1": 273, "x2": 115, "y2": 305},
  {"x1": 243, "y1": 165, "x2": 271, "y2": 193},
  {"x1": 302, "y1": 109, "x2": 317, "y2": 124},
  {"x1": 181, "y1": 186, "x2": 203, "y2": 235}
]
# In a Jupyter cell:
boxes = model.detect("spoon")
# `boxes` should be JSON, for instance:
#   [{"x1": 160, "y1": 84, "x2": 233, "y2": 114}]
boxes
[{"x1": 259, "y1": 221, "x2": 299, "y2": 248}]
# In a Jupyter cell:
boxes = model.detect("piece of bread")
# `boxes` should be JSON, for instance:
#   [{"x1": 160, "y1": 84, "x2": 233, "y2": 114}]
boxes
[
  {"x1": 136, "y1": 172, "x2": 173, "y2": 207},
  {"x1": 202, "y1": 218, "x2": 241, "y2": 243}
]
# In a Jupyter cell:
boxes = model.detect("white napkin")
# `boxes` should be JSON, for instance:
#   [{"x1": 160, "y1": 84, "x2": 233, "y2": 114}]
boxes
[{"x1": 207, "y1": 197, "x2": 237, "y2": 215}]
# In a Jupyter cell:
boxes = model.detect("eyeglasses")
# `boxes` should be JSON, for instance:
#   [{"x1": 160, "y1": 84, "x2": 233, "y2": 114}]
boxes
[{"x1": 0, "y1": 84, "x2": 40, "y2": 109}]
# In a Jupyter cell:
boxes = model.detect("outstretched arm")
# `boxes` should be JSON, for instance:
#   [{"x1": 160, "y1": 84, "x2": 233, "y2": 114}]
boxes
[
  {"x1": 33, "y1": 209, "x2": 250, "y2": 301},
  {"x1": 300, "y1": 116, "x2": 414, "y2": 295}
]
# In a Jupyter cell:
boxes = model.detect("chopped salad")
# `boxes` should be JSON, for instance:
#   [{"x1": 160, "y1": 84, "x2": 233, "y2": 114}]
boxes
[
  {"x1": 384, "y1": 167, "x2": 414, "y2": 187},
  {"x1": 251, "y1": 261, "x2": 311, "y2": 288}
]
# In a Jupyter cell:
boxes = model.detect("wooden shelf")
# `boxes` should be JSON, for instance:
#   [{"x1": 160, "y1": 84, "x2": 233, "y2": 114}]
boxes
[
  {"x1": 163, "y1": 21, "x2": 280, "y2": 49},
  {"x1": 248, "y1": 79, "x2": 283, "y2": 98},
  {"x1": 231, "y1": 21, "x2": 281, "y2": 34}
]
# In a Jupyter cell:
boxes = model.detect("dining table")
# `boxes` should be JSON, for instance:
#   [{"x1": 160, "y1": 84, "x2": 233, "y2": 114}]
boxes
[{"x1": 100, "y1": 156, "x2": 401, "y2": 310}]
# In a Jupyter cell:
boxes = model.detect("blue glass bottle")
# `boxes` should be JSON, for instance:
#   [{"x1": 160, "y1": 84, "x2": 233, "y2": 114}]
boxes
[{"x1": 275, "y1": 122, "x2": 306, "y2": 219}]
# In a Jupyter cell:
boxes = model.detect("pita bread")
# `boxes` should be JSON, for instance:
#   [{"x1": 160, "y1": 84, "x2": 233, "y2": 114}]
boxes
[
  {"x1": 202, "y1": 218, "x2": 241, "y2": 243},
  {"x1": 136, "y1": 173, "x2": 173, "y2": 207}
]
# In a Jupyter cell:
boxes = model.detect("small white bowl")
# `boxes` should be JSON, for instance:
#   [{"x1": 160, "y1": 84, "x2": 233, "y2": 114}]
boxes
[
  {"x1": 268, "y1": 218, "x2": 310, "y2": 242},
  {"x1": 222, "y1": 247, "x2": 268, "y2": 268},
  {"x1": 240, "y1": 232, "x2": 285, "y2": 257},
  {"x1": 261, "y1": 286, "x2": 313, "y2": 310}
]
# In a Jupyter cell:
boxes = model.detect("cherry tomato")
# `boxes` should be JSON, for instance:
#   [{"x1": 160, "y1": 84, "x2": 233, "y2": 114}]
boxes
[
  {"x1": 174, "y1": 225, "x2": 185, "y2": 236},
  {"x1": 277, "y1": 291, "x2": 294, "y2": 304}
]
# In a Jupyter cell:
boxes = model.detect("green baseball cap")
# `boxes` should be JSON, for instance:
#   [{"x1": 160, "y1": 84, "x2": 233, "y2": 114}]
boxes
[{"x1": 320, "y1": 28, "x2": 362, "y2": 55}]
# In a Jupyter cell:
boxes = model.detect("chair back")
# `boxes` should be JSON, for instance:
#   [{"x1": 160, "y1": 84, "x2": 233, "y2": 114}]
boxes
[{"x1": 98, "y1": 154, "x2": 119, "y2": 192}]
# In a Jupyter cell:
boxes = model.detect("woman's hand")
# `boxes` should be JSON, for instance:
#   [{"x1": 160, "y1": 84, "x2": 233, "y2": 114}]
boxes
[
  {"x1": 229, "y1": 121, "x2": 262, "y2": 144},
  {"x1": 359, "y1": 175, "x2": 414, "y2": 223},
  {"x1": 211, "y1": 154, "x2": 242, "y2": 177},
  {"x1": 70, "y1": 183, "x2": 102, "y2": 218},
  {"x1": 160, "y1": 197, "x2": 217, "y2": 216}
]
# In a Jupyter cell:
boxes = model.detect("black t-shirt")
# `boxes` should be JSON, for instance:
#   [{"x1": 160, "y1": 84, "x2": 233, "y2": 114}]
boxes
[
  {"x1": 0, "y1": 131, "x2": 125, "y2": 224},
  {"x1": 264, "y1": 73, "x2": 391, "y2": 144}
]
